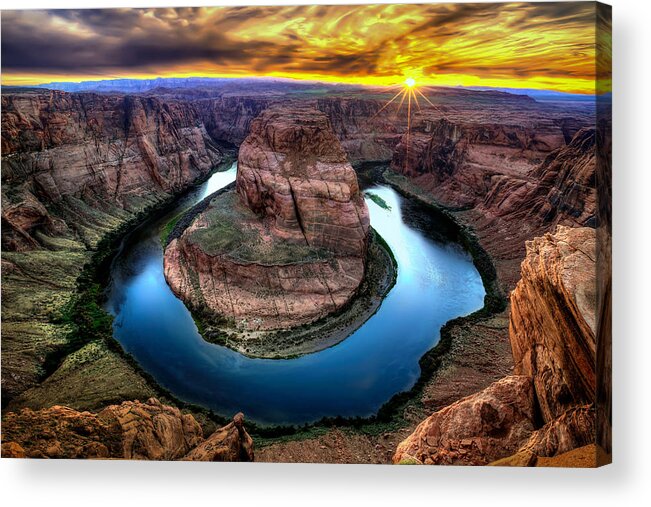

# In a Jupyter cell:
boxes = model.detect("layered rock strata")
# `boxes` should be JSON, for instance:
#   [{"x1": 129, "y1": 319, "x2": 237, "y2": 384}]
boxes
[
  {"x1": 164, "y1": 108, "x2": 370, "y2": 331},
  {"x1": 2, "y1": 89, "x2": 223, "y2": 251},
  {"x1": 1, "y1": 398, "x2": 253, "y2": 461},
  {"x1": 1, "y1": 84, "x2": 600, "y2": 464},
  {"x1": 510, "y1": 226, "x2": 597, "y2": 422},
  {"x1": 393, "y1": 376, "x2": 536, "y2": 465},
  {"x1": 389, "y1": 117, "x2": 596, "y2": 289}
]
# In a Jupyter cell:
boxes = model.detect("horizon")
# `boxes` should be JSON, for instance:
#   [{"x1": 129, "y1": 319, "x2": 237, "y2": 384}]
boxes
[
  {"x1": 2, "y1": 74, "x2": 600, "y2": 98},
  {"x1": 1, "y1": 4, "x2": 610, "y2": 94}
]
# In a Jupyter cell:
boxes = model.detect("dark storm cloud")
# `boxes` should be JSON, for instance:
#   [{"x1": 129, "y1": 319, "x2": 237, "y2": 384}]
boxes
[{"x1": 1, "y1": 9, "x2": 276, "y2": 72}]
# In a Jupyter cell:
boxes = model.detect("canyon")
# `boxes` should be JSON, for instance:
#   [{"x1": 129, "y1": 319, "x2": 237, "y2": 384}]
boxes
[
  {"x1": 1, "y1": 81, "x2": 608, "y2": 465},
  {"x1": 163, "y1": 107, "x2": 370, "y2": 332}
]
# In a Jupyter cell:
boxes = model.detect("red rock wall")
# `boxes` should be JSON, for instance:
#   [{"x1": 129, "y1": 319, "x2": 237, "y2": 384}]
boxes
[
  {"x1": 1, "y1": 90, "x2": 223, "y2": 250},
  {"x1": 1, "y1": 398, "x2": 254, "y2": 461},
  {"x1": 164, "y1": 233, "x2": 365, "y2": 330},
  {"x1": 236, "y1": 108, "x2": 370, "y2": 257},
  {"x1": 509, "y1": 226, "x2": 597, "y2": 423}
]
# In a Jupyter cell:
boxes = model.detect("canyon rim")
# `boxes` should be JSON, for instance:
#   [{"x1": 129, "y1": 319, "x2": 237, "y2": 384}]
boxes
[{"x1": 1, "y1": 2, "x2": 611, "y2": 467}]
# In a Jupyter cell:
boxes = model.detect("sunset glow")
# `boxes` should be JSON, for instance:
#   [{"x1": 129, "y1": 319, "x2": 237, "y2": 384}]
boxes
[{"x1": 1, "y1": 3, "x2": 609, "y2": 94}]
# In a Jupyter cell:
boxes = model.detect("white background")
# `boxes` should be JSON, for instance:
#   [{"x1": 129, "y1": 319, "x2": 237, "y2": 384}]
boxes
[{"x1": 1, "y1": 0, "x2": 649, "y2": 505}]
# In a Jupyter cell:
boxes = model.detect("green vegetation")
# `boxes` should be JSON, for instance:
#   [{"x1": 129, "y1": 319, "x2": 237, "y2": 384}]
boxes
[
  {"x1": 7, "y1": 158, "x2": 506, "y2": 450},
  {"x1": 365, "y1": 191, "x2": 391, "y2": 211},
  {"x1": 251, "y1": 169, "x2": 508, "y2": 443},
  {"x1": 160, "y1": 213, "x2": 183, "y2": 244},
  {"x1": 188, "y1": 190, "x2": 331, "y2": 264}
]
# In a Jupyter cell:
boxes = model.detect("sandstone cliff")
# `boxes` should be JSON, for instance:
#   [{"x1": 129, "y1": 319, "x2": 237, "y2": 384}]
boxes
[
  {"x1": 236, "y1": 107, "x2": 369, "y2": 255},
  {"x1": 1, "y1": 89, "x2": 223, "y2": 251},
  {"x1": 391, "y1": 115, "x2": 595, "y2": 223},
  {"x1": 164, "y1": 107, "x2": 370, "y2": 331},
  {"x1": 1, "y1": 89, "x2": 227, "y2": 405},
  {"x1": 1, "y1": 85, "x2": 602, "y2": 465},
  {"x1": 509, "y1": 226, "x2": 596, "y2": 422},
  {"x1": 391, "y1": 116, "x2": 563, "y2": 205},
  {"x1": 1, "y1": 398, "x2": 254, "y2": 461},
  {"x1": 393, "y1": 376, "x2": 536, "y2": 465}
]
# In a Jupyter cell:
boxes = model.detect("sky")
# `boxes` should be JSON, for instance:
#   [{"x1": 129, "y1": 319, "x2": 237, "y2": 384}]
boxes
[{"x1": 1, "y1": 2, "x2": 609, "y2": 94}]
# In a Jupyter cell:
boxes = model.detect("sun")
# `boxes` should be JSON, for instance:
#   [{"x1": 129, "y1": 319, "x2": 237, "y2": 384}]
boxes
[{"x1": 370, "y1": 76, "x2": 448, "y2": 173}]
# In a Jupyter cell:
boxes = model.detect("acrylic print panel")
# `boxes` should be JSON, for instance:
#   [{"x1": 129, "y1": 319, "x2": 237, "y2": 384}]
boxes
[{"x1": 0, "y1": 2, "x2": 611, "y2": 467}]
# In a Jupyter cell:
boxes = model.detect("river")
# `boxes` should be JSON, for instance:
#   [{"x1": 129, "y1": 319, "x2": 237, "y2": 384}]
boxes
[{"x1": 105, "y1": 163, "x2": 485, "y2": 426}]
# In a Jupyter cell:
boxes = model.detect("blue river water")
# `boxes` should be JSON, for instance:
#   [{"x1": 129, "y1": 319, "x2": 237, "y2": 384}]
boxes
[{"x1": 105, "y1": 163, "x2": 485, "y2": 426}]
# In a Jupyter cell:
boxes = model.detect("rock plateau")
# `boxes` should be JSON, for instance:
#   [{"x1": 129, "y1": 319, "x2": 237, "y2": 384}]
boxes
[{"x1": 164, "y1": 107, "x2": 370, "y2": 331}]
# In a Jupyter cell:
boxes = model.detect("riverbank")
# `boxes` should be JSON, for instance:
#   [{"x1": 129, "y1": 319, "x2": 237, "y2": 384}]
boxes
[
  {"x1": 2, "y1": 155, "x2": 235, "y2": 419},
  {"x1": 4, "y1": 160, "x2": 511, "y2": 460}
]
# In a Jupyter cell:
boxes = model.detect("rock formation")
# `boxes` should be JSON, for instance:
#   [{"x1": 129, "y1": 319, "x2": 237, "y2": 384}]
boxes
[
  {"x1": 510, "y1": 226, "x2": 596, "y2": 422},
  {"x1": 1, "y1": 83, "x2": 602, "y2": 465},
  {"x1": 164, "y1": 107, "x2": 370, "y2": 331},
  {"x1": 394, "y1": 226, "x2": 599, "y2": 466},
  {"x1": 390, "y1": 118, "x2": 596, "y2": 286},
  {"x1": 390, "y1": 116, "x2": 566, "y2": 208},
  {"x1": 183, "y1": 412, "x2": 254, "y2": 462},
  {"x1": 391, "y1": 115, "x2": 596, "y2": 223},
  {"x1": 517, "y1": 404, "x2": 595, "y2": 458},
  {"x1": 98, "y1": 398, "x2": 203, "y2": 460},
  {"x1": 236, "y1": 107, "x2": 369, "y2": 256},
  {"x1": 1, "y1": 398, "x2": 254, "y2": 461},
  {"x1": 1, "y1": 89, "x2": 223, "y2": 251},
  {"x1": 393, "y1": 376, "x2": 536, "y2": 465}
]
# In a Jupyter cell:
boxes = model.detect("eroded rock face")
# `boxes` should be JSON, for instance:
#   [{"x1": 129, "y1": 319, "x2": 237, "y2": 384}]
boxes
[
  {"x1": 481, "y1": 127, "x2": 597, "y2": 228},
  {"x1": 1, "y1": 405, "x2": 122, "y2": 459},
  {"x1": 1, "y1": 398, "x2": 254, "y2": 461},
  {"x1": 164, "y1": 107, "x2": 370, "y2": 331},
  {"x1": 1, "y1": 90, "x2": 222, "y2": 250},
  {"x1": 509, "y1": 226, "x2": 597, "y2": 422},
  {"x1": 392, "y1": 376, "x2": 536, "y2": 466},
  {"x1": 97, "y1": 398, "x2": 203, "y2": 460},
  {"x1": 518, "y1": 405, "x2": 595, "y2": 458},
  {"x1": 394, "y1": 226, "x2": 599, "y2": 466},
  {"x1": 165, "y1": 234, "x2": 366, "y2": 331},
  {"x1": 236, "y1": 108, "x2": 370, "y2": 256},
  {"x1": 391, "y1": 117, "x2": 566, "y2": 209},
  {"x1": 389, "y1": 118, "x2": 597, "y2": 293}
]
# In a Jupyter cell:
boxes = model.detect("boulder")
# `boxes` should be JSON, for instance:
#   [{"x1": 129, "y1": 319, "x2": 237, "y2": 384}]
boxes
[
  {"x1": 1, "y1": 398, "x2": 254, "y2": 461},
  {"x1": 393, "y1": 376, "x2": 536, "y2": 466},
  {"x1": 183, "y1": 412, "x2": 254, "y2": 462}
]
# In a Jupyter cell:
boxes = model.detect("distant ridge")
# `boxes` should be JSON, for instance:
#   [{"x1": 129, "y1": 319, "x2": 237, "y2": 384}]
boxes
[
  {"x1": 464, "y1": 86, "x2": 597, "y2": 102},
  {"x1": 11, "y1": 76, "x2": 355, "y2": 94},
  {"x1": 4, "y1": 76, "x2": 598, "y2": 102}
]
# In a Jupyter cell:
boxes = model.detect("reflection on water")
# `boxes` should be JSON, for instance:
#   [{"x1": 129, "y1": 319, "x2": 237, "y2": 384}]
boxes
[{"x1": 105, "y1": 165, "x2": 485, "y2": 425}]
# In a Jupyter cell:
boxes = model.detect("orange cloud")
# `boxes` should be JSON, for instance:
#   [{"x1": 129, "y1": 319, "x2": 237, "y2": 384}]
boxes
[{"x1": 1, "y1": 3, "x2": 606, "y2": 94}]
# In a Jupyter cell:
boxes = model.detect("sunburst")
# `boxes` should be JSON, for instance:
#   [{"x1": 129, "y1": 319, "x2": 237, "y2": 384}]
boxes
[{"x1": 372, "y1": 78, "x2": 449, "y2": 172}]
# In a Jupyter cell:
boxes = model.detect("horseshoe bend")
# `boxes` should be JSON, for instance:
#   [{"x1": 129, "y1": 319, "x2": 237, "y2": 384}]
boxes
[{"x1": 162, "y1": 108, "x2": 399, "y2": 355}]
